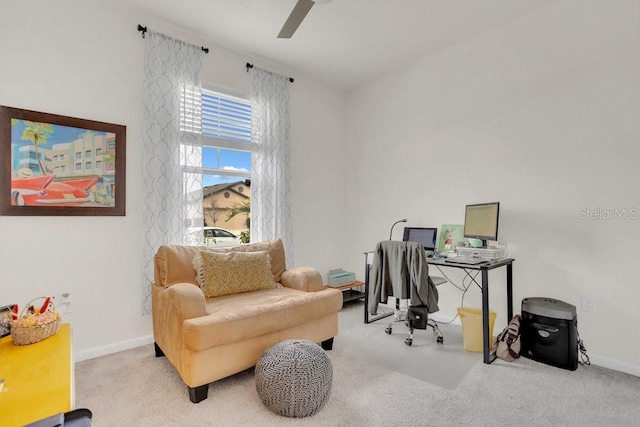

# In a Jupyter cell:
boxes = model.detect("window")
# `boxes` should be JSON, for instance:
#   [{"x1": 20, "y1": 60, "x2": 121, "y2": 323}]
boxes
[
  {"x1": 76, "y1": 152, "x2": 81, "y2": 160},
  {"x1": 201, "y1": 89, "x2": 252, "y2": 185},
  {"x1": 200, "y1": 88, "x2": 252, "y2": 237},
  {"x1": 85, "y1": 150, "x2": 91, "y2": 158}
]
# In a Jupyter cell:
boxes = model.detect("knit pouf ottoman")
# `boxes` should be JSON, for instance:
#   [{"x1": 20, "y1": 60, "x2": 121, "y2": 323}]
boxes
[{"x1": 255, "y1": 339, "x2": 333, "y2": 418}]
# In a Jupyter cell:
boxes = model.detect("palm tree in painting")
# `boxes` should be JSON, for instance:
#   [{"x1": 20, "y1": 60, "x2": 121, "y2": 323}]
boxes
[
  {"x1": 102, "y1": 150, "x2": 116, "y2": 170},
  {"x1": 21, "y1": 121, "x2": 54, "y2": 175}
]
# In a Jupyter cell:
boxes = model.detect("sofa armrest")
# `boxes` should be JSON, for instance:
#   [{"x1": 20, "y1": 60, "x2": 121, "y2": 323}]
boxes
[
  {"x1": 280, "y1": 267, "x2": 325, "y2": 292},
  {"x1": 166, "y1": 283, "x2": 207, "y2": 320},
  {"x1": 152, "y1": 283, "x2": 207, "y2": 365}
]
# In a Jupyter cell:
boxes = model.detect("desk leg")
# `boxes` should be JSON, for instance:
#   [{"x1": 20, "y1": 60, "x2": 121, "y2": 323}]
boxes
[
  {"x1": 364, "y1": 260, "x2": 370, "y2": 323},
  {"x1": 481, "y1": 269, "x2": 492, "y2": 364},
  {"x1": 507, "y1": 263, "x2": 513, "y2": 320}
]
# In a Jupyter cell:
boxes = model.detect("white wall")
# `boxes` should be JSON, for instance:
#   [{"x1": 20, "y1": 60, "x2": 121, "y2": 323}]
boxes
[
  {"x1": 344, "y1": 0, "x2": 640, "y2": 373},
  {"x1": 0, "y1": 0, "x2": 347, "y2": 359}
]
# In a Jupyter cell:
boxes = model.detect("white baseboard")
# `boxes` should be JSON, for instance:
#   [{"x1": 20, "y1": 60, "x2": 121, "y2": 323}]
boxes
[
  {"x1": 588, "y1": 354, "x2": 640, "y2": 377},
  {"x1": 75, "y1": 334, "x2": 154, "y2": 362}
]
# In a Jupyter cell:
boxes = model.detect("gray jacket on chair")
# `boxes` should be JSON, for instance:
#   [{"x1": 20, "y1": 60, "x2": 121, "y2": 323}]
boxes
[{"x1": 368, "y1": 240, "x2": 439, "y2": 315}]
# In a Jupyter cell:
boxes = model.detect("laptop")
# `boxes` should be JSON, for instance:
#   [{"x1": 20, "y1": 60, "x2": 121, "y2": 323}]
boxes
[{"x1": 402, "y1": 227, "x2": 438, "y2": 256}]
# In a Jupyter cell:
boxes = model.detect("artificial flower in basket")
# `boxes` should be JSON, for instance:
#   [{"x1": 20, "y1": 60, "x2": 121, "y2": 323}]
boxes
[{"x1": 11, "y1": 297, "x2": 62, "y2": 345}]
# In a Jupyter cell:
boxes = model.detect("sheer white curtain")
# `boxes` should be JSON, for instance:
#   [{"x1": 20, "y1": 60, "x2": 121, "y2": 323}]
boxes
[
  {"x1": 250, "y1": 67, "x2": 294, "y2": 266},
  {"x1": 141, "y1": 30, "x2": 203, "y2": 314}
]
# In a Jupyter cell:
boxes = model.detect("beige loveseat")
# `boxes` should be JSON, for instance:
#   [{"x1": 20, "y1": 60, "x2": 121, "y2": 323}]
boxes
[{"x1": 151, "y1": 239, "x2": 343, "y2": 403}]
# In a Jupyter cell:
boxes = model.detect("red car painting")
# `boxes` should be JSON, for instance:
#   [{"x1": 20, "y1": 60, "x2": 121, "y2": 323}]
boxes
[{"x1": 11, "y1": 175, "x2": 97, "y2": 207}]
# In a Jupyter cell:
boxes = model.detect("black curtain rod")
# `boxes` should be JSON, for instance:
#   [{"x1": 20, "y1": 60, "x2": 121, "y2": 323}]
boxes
[
  {"x1": 246, "y1": 63, "x2": 294, "y2": 83},
  {"x1": 137, "y1": 25, "x2": 209, "y2": 54}
]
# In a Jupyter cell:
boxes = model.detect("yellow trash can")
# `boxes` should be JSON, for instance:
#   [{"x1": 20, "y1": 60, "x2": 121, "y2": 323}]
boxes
[{"x1": 457, "y1": 307, "x2": 497, "y2": 352}]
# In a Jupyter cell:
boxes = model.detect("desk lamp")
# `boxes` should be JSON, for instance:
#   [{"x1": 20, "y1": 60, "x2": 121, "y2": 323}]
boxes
[{"x1": 389, "y1": 219, "x2": 407, "y2": 240}]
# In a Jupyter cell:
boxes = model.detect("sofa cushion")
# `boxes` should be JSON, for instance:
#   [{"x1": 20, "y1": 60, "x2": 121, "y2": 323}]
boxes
[
  {"x1": 193, "y1": 251, "x2": 278, "y2": 298},
  {"x1": 211, "y1": 239, "x2": 286, "y2": 283},
  {"x1": 182, "y1": 287, "x2": 343, "y2": 351},
  {"x1": 154, "y1": 239, "x2": 286, "y2": 287}
]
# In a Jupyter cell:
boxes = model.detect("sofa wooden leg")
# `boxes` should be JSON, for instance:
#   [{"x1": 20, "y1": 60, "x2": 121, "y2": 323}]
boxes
[
  {"x1": 320, "y1": 337, "x2": 334, "y2": 351},
  {"x1": 154, "y1": 342, "x2": 165, "y2": 358},
  {"x1": 188, "y1": 384, "x2": 209, "y2": 404}
]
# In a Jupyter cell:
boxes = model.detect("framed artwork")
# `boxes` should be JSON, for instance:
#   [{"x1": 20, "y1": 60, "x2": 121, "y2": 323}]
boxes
[
  {"x1": 0, "y1": 106, "x2": 126, "y2": 216},
  {"x1": 437, "y1": 224, "x2": 464, "y2": 253},
  {"x1": 0, "y1": 304, "x2": 17, "y2": 338}
]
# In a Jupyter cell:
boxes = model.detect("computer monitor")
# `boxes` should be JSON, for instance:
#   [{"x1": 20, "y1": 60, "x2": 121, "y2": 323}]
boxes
[
  {"x1": 402, "y1": 227, "x2": 438, "y2": 252},
  {"x1": 463, "y1": 202, "x2": 500, "y2": 248}
]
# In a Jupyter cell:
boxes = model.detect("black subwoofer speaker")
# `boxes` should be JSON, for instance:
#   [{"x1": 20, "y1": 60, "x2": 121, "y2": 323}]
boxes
[{"x1": 521, "y1": 297, "x2": 578, "y2": 371}]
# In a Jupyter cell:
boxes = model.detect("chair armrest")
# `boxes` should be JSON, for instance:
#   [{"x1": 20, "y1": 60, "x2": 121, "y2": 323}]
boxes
[
  {"x1": 166, "y1": 283, "x2": 207, "y2": 320},
  {"x1": 280, "y1": 267, "x2": 325, "y2": 292},
  {"x1": 430, "y1": 276, "x2": 448, "y2": 286},
  {"x1": 151, "y1": 283, "x2": 207, "y2": 363}
]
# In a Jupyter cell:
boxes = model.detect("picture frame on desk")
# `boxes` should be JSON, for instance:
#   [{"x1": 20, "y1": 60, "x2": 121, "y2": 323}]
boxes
[{"x1": 437, "y1": 224, "x2": 464, "y2": 253}]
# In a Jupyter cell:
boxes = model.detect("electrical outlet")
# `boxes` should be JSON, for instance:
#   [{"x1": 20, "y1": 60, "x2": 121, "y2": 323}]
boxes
[
  {"x1": 56, "y1": 293, "x2": 73, "y2": 314},
  {"x1": 582, "y1": 295, "x2": 596, "y2": 312}
]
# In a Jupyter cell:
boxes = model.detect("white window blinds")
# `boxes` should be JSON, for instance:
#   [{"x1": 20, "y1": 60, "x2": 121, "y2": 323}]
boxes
[{"x1": 202, "y1": 89, "x2": 251, "y2": 143}]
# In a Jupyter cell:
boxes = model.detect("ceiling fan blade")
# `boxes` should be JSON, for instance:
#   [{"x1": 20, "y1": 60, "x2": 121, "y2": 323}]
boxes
[{"x1": 278, "y1": 0, "x2": 315, "y2": 39}]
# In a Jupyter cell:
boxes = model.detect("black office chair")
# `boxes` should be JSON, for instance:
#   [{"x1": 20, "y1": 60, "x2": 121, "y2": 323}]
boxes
[{"x1": 369, "y1": 240, "x2": 444, "y2": 346}]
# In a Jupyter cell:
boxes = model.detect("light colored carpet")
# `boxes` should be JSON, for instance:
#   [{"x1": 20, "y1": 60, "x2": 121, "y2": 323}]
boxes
[{"x1": 75, "y1": 302, "x2": 640, "y2": 426}]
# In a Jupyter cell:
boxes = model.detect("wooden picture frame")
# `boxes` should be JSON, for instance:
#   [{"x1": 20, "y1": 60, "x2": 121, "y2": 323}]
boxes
[{"x1": 0, "y1": 106, "x2": 126, "y2": 216}]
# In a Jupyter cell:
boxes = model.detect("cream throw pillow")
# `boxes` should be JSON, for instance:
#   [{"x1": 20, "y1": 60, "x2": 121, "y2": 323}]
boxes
[{"x1": 193, "y1": 250, "x2": 277, "y2": 298}]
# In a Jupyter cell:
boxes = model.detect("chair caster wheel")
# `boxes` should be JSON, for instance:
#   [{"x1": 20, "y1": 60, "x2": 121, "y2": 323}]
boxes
[
  {"x1": 385, "y1": 327, "x2": 392, "y2": 334},
  {"x1": 405, "y1": 338, "x2": 413, "y2": 346},
  {"x1": 437, "y1": 336, "x2": 444, "y2": 344}
]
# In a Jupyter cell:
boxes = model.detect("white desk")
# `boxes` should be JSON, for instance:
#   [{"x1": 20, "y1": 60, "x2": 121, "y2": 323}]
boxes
[{"x1": 363, "y1": 251, "x2": 514, "y2": 364}]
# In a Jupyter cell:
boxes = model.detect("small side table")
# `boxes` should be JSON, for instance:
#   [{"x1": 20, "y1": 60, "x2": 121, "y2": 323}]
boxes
[{"x1": 328, "y1": 281, "x2": 365, "y2": 304}]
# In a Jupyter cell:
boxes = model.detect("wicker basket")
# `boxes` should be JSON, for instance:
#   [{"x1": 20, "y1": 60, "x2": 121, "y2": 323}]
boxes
[{"x1": 11, "y1": 297, "x2": 61, "y2": 346}]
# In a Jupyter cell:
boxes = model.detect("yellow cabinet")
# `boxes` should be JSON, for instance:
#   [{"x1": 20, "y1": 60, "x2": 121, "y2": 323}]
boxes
[{"x1": 0, "y1": 323, "x2": 72, "y2": 427}]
